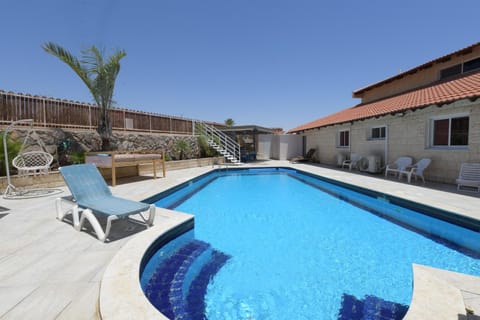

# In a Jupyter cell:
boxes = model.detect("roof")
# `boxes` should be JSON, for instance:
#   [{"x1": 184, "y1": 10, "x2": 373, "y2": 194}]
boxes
[
  {"x1": 289, "y1": 71, "x2": 480, "y2": 133},
  {"x1": 221, "y1": 125, "x2": 278, "y2": 134},
  {"x1": 353, "y1": 42, "x2": 480, "y2": 97}
]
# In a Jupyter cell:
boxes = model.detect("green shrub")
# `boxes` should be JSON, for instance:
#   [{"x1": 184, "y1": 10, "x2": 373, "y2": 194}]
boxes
[
  {"x1": 198, "y1": 135, "x2": 217, "y2": 157},
  {"x1": 175, "y1": 139, "x2": 191, "y2": 160},
  {"x1": 0, "y1": 132, "x2": 22, "y2": 176},
  {"x1": 67, "y1": 151, "x2": 85, "y2": 164}
]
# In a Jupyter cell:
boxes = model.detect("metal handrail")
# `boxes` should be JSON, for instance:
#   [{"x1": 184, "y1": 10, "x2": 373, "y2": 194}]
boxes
[{"x1": 197, "y1": 122, "x2": 240, "y2": 163}]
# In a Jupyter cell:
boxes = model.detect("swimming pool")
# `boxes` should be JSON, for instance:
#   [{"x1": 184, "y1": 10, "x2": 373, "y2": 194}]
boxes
[{"x1": 141, "y1": 167, "x2": 480, "y2": 319}]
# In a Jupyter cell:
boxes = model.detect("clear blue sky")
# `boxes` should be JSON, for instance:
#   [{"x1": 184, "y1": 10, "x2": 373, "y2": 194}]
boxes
[{"x1": 2, "y1": 0, "x2": 479, "y2": 131}]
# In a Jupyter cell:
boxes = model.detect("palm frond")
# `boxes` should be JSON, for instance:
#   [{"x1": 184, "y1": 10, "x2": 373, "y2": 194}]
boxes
[{"x1": 42, "y1": 42, "x2": 94, "y2": 93}]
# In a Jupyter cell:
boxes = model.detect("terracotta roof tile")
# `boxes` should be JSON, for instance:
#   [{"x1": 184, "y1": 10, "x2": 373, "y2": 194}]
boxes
[{"x1": 289, "y1": 71, "x2": 480, "y2": 133}]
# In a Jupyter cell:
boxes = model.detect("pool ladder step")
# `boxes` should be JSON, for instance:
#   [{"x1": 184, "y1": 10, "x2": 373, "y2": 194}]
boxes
[
  {"x1": 144, "y1": 239, "x2": 230, "y2": 320},
  {"x1": 338, "y1": 294, "x2": 409, "y2": 320}
]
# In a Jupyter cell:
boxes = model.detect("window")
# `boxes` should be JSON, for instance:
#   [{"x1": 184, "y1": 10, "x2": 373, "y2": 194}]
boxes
[
  {"x1": 440, "y1": 64, "x2": 461, "y2": 80},
  {"x1": 432, "y1": 115, "x2": 469, "y2": 147},
  {"x1": 338, "y1": 130, "x2": 349, "y2": 147},
  {"x1": 463, "y1": 57, "x2": 480, "y2": 73},
  {"x1": 439, "y1": 57, "x2": 480, "y2": 80},
  {"x1": 370, "y1": 126, "x2": 386, "y2": 139}
]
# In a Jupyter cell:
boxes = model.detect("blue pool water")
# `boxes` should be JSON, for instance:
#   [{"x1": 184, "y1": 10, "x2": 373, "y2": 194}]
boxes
[{"x1": 141, "y1": 168, "x2": 480, "y2": 319}]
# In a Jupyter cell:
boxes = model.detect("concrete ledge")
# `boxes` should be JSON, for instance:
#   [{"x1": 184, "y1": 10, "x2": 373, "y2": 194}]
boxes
[
  {"x1": 99, "y1": 208, "x2": 193, "y2": 320},
  {"x1": 164, "y1": 157, "x2": 224, "y2": 171},
  {"x1": 0, "y1": 171, "x2": 65, "y2": 190},
  {"x1": 404, "y1": 264, "x2": 467, "y2": 319}
]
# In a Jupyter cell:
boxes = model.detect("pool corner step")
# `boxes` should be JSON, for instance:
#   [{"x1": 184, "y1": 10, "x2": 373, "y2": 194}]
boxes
[
  {"x1": 145, "y1": 239, "x2": 210, "y2": 318},
  {"x1": 363, "y1": 295, "x2": 408, "y2": 320},
  {"x1": 338, "y1": 293, "x2": 408, "y2": 320},
  {"x1": 144, "y1": 239, "x2": 231, "y2": 320},
  {"x1": 185, "y1": 250, "x2": 231, "y2": 318}
]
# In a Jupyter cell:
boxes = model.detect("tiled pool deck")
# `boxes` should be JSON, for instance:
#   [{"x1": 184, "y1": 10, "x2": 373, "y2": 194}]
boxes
[{"x1": 1, "y1": 160, "x2": 480, "y2": 319}]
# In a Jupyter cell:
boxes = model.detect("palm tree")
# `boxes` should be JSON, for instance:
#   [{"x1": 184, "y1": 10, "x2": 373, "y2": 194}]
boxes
[
  {"x1": 224, "y1": 118, "x2": 235, "y2": 126},
  {"x1": 42, "y1": 42, "x2": 126, "y2": 150}
]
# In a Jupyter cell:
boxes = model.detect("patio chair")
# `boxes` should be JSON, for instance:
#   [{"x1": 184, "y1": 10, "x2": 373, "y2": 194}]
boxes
[
  {"x1": 342, "y1": 153, "x2": 363, "y2": 171},
  {"x1": 398, "y1": 158, "x2": 431, "y2": 183},
  {"x1": 290, "y1": 148, "x2": 316, "y2": 163},
  {"x1": 56, "y1": 163, "x2": 155, "y2": 242},
  {"x1": 385, "y1": 157, "x2": 413, "y2": 178},
  {"x1": 456, "y1": 163, "x2": 480, "y2": 192}
]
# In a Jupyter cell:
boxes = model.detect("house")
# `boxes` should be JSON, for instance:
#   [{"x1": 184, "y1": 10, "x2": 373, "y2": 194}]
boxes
[{"x1": 289, "y1": 42, "x2": 480, "y2": 184}]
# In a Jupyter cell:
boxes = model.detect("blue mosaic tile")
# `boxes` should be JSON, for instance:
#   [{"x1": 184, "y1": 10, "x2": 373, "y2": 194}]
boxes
[
  {"x1": 145, "y1": 240, "x2": 209, "y2": 317},
  {"x1": 337, "y1": 294, "x2": 408, "y2": 320},
  {"x1": 144, "y1": 240, "x2": 231, "y2": 320},
  {"x1": 338, "y1": 294, "x2": 364, "y2": 320},
  {"x1": 185, "y1": 250, "x2": 231, "y2": 319}
]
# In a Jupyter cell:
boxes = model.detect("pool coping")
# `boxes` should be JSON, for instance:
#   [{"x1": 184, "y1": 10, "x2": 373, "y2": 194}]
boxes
[
  {"x1": 99, "y1": 163, "x2": 478, "y2": 319},
  {"x1": 404, "y1": 264, "x2": 472, "y2": 320}
]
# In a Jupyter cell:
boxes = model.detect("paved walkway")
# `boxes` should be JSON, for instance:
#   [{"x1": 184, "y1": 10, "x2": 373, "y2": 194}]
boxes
[{"x1": 0, "y1": 161, "x2": 479, "y2": 319}]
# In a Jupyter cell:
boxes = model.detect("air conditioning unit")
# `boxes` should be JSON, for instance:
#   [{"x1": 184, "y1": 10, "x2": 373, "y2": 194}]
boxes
[
  {"x1": 337, "y1": 153, "x2": 346, "y2": 167},
  {"x1": 367, "y1": 155, "x2": 382, "y2": 173}
]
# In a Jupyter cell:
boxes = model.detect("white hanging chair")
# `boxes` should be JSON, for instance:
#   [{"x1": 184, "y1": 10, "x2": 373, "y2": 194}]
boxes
[
  {"x1": 3, "y1": 119, "x2": 61, "y2": 199},
  {"x1": 10, "y1": 121, "x2": 53, "y2": 176},
  {"x1": 13, "y1": 150, "x2": 53, "y2": 176}
]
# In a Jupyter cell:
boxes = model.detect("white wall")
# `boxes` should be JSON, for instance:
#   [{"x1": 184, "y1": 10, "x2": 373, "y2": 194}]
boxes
[
  {"x1": 257, "y1": 134, "x2": 273, "y2": 160},
  {"x1": 257, "y1": 134, "x2": 303, "y2": 160}
]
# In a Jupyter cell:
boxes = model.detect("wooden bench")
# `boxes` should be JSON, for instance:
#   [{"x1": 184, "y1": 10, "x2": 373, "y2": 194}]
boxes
[{"x1": 85, "y1": 151, "x2": 166, "y2": 186}]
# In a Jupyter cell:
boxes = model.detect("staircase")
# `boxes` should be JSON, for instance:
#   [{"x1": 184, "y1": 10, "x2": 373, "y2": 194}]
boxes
[
  {"x1": 144, "y1": 239, "x2": 231, "y2": 320},
  {"x1": 197, "y1": 122, "x2": 241, "y2": 164}
]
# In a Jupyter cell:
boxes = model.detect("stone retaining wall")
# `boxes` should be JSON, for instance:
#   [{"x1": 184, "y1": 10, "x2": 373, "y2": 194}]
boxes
[{"x1": 8, "y1": 128, "x2": 202, "y2": 168}]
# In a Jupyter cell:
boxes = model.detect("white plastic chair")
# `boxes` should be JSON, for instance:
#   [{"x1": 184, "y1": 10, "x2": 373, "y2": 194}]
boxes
[
  {"x1": 12, "y1": 151, "x2": 53, "y2": 176},
  {"x1": 456, "y1": 163, "x2": 480, "y2": 192},
  {"x1": 385, "y1": 157, "x2": 413, "y2": 178},
  {"x1": 342, "y1": 153, "x2": 362, "y2": 171},
  {"x1": 398, "y1": 158, "x2": 431, "y2": 183}
]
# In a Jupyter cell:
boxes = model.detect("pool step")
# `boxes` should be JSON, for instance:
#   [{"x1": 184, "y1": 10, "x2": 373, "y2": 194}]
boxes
[
  {"x1": 144, "y1": 240, "x2": 209, "y2": 318},
  {"x1": 363, "y1": 295, "x2": 409, "y2": 320},
  {"x1": 144, "y1": 239, "x2": 230, "y2": 320},
  {"x1": 338, "y1": 293, "x2": 409, "y2": 320},
  {"x1": 185, "y1": 250, "x2": 231, "y2": 319}
]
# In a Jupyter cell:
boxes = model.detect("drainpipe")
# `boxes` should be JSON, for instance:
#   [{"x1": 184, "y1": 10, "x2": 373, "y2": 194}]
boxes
[
  {"x1": 349, "y1": 124, "x2": 352, "y2": 153},
  {"x1": 384, "y1": 125, "x2": 389, "y2": 167}
]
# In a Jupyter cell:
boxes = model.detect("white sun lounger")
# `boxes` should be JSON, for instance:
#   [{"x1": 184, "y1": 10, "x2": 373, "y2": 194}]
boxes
[
  {"x1": 456, "y1": 163, "x2": 480, "y2": 192},
  {"x1": 56, "y1": 163, "x2": 155, "y2": 242}
]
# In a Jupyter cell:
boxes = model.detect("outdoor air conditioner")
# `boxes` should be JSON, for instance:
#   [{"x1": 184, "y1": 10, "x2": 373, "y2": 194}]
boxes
[
  {"x1": 337, "y1": 153, "x2": 346, "y2": 167},
  {"x1": 366, "y1": 155, "x2": 381, "y2": 173}
]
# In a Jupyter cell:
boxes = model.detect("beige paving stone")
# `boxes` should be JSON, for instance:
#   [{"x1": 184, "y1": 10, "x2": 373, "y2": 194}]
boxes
[
  {"x1": 1, "y1": 161, "x2": 479, "y2": 319},
  {"x1": 0, "y1": 284, "x2": 37, "y2": 317}
]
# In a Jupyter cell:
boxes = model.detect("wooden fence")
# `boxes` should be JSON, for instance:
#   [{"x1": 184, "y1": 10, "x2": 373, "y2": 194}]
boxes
[{"x1": 0, "y1": 90, "x2": 220, "y2": 134}]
